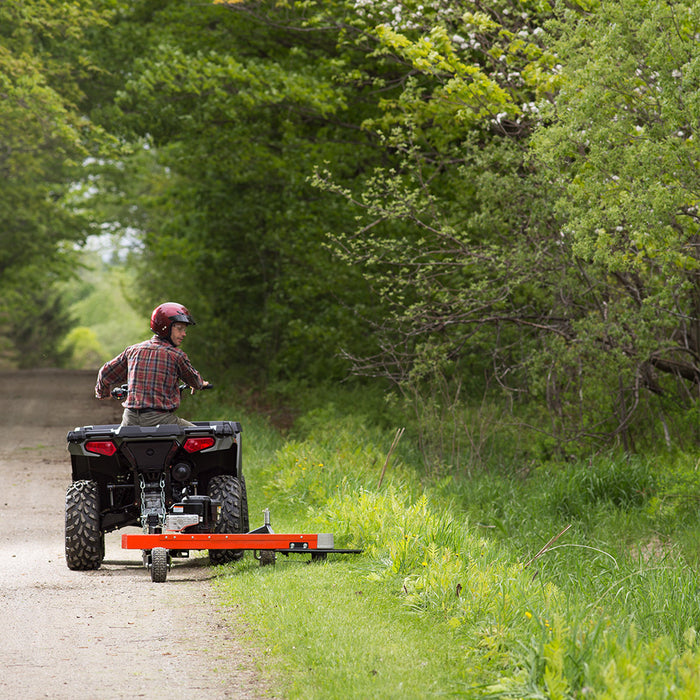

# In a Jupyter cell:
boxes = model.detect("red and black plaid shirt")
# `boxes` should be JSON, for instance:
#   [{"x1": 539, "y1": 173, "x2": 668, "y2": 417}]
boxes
[{"x1": 95, "y1": 336, "x2": 204, "y2": 411}]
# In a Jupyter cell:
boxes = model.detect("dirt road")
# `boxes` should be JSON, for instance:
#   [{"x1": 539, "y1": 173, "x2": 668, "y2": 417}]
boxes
[{"x1": 0, "y1": 369, "x2": 270, "y2": 699}]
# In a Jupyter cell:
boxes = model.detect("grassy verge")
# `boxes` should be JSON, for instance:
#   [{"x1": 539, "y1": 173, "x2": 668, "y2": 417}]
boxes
[
  {"x1": 216, "y1": 559, "x2": 475, "y2": 698},
  {"x1": 188, "y1": 389, "x2": 700, "y2": 698}
]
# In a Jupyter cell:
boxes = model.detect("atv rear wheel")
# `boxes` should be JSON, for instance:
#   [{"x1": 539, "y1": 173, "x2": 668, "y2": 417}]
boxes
[
  {"x1": 240, "y1": 476, "x2": 249, "y2": 533},
  {"x1": 65, "y1": 480, "x2": 103, "y2": 571},
  {"x1": 208, "y1": 475, "x2": 246, "y2": 564}
]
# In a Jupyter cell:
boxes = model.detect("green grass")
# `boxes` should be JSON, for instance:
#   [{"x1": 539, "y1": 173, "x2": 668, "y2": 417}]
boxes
[
  {"x1": 188, "y1": 387, "x2": 700, "y2": 698},
  {"x1": 215, "y1": 560, "x2": 475, "y2": 698}
]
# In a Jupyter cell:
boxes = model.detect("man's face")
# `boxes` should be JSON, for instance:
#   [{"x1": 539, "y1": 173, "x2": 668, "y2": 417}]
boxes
[{"x1": 170, "y1": 322, "x2": 188, "y2": 346}]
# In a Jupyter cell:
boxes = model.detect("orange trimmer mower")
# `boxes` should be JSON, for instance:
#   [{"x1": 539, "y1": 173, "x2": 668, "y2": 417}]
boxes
[{"x1": 121, "y1": 508, "x2": 361, "y2": 581}]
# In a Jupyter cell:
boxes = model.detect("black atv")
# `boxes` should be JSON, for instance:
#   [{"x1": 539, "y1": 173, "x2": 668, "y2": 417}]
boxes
[{"x1": 64, "y1": 385, "x2": 248, "y2": 582}]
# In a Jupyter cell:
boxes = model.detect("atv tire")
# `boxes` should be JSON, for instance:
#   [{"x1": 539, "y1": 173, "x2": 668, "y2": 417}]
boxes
[
  {"x1": 65, "y1": 480, "x2": 103, "y2": 571},
  {"x1": 208, "y1": 475, "x2": 246, "y2": 564},
  {"x1": 240, "y1": 475, "x2": 249, "y2": 533}
]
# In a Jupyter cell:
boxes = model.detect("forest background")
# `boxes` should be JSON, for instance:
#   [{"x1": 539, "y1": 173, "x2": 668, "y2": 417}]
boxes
[
  {"x1": 2, "y1": 0, "x2": 699, "y2": 463},
  {"x1": 2, "y1": 1, "x2": 700, "y2": 695}
]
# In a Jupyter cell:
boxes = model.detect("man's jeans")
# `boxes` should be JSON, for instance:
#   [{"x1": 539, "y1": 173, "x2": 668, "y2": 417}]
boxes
[{"x1": 121, "y1": 408, "x2": 194, "y2": 427}]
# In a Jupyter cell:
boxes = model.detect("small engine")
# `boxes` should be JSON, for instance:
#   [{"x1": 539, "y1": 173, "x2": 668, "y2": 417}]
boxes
[{"x1": 164, "y1": 495, "x2": 220, "y2": 532}]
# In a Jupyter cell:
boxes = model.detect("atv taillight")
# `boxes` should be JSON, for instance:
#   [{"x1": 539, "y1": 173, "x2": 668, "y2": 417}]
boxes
[
  {"x1": 183, "y1": 437, "x2": 215, "y2": 453},
  {"x1": 85, "y1": 440, "x2": 117, "y2": 456}
]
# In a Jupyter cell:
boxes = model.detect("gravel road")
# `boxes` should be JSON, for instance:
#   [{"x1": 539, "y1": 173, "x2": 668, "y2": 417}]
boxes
[{"x1": 0, "y1": 369, "x2": 270, "y2": 700}]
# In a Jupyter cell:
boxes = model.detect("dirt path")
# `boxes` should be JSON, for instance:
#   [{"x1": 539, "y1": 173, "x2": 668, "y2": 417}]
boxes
[{"x1": 0, "y1": 369, "x2": 271, "y2": 700}]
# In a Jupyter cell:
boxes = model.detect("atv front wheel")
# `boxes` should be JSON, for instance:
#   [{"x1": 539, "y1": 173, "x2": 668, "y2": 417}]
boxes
[
  {"x1": 208, "y1": 475, "x2": 246, "y2": 564},
  {"x1": 65, "y1": 480, "x2": 103, "y2": 570}
]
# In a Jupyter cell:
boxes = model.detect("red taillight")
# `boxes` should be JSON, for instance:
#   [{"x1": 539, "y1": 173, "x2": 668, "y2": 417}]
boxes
[
  {"x1": 85, "y1": 440, "x2": 117, "y2": 457},
  {"x1": 183, "y1": 437, "x2": 215, "y2": 453}
]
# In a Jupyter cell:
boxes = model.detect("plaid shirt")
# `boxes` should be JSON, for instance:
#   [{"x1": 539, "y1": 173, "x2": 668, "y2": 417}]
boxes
[{"x1": 95, "y1": 335, "x2": 204, "y2": 411}]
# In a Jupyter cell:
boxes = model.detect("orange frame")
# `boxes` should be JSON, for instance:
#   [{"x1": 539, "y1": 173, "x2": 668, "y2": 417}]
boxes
[{"x1": 122, "y1": 532, "x2": 328, "y2": 551}]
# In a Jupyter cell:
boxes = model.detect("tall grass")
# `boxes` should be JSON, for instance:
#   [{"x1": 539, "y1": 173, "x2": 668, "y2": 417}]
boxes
[{"x1": 194, "y1": 388, "x2": 700, "y2": 697}]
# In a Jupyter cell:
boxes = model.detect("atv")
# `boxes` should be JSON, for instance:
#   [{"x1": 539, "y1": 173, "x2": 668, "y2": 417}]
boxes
[{"x1": 65, "y1": 384, "x2": 248, "y2": 582}]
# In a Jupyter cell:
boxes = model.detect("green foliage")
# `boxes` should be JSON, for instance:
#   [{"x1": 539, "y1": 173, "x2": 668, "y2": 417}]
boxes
[
  {"x1": 546, "y1": 457, "x2": 657, "y2": 519},
  {"x1": 0, "y1": 271, "x2": 74, "y2": 368},
  {"x1": 306, "y1": 1, "x2": 589, "y2": 455},
  {"x1": 260, "y1": 409, "x2": 413, "y2": 513},
  {"x1": 208, "y1": 388, "x2": 700, "y2": 697},
  {"x1": 0, "y1": 1, "x2": 113, "y2": 363},
  {"x1": 536, "y1": 0, "x2": 700, "y2": 272},
  {"x1": 59, "y1": 326, "x2": 105, "y2": 369},
  {"x1": 310, "y1": 0, "x2": 699, "y2": 455},
  {"x1": 59, "y1": 251, "x2": 150, "y2": 360},
  {"x1": 79, "y1": 0, "x2": 382, "y2": 384},
  {"x1": 530, "y1": 0, "x2": 700, "y2": 447}
]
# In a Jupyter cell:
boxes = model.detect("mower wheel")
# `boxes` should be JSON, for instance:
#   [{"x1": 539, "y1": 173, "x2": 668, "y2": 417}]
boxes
[
  {"x1": 208, "y1": 475, "x2": 246, "y2": 565},
  {"x1": 150, "y1": 547, "x2": 168, "y2": 583},
  {"x1": 65, "y1": 480, "x2": 103, "y2": 571},
  {"x1": 259, "y1": 550, "x2": 276, "y2": 567}
]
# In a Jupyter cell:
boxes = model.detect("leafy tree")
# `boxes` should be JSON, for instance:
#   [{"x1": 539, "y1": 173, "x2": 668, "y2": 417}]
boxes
[
  {"x1": 305, "y1": 0, "x2": 570, "y2": 459},
  {"x1": 78, "y1": 0, "x2": 580, "y2": 460},
  {"x1": 59, "y1": 248, "x2": 150, "y2": 360},
  {"x1": 0, "y1": 1, "x2": 110, "y2": 366},
  {"x1": 59, "y1": 326, "x2": 105, "y2": 370},
  {"x1": 79, "y1": 0, "x2": 396, "y2": 383},
  {"x1": 3, "y1": 279, "x2": 73, "y2": 368},
  {"x1": 531, "y1": 0, "x2": 700, "y2": 448},
  {"x1": 312, "y1": 0, "x2": 700, "y2": 453}
]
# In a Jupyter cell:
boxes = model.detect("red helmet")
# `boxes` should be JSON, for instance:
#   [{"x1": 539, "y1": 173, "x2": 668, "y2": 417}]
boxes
[{"x1": 150, "y1": 302, "x2": 196, "y2": 339}]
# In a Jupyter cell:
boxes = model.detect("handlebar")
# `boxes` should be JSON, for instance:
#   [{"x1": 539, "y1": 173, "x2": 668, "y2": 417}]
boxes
[
  {"x1": 110, "y1": 383, "x2": 213, "y2": 400},
  {"x1": 111, "y1": 384, "x2": 128, "y2": 400}
]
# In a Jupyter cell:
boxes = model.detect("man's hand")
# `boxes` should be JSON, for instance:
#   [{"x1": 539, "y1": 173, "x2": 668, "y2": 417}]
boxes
[{"x1": 191, "y1": 381, "x2": 212, "y2": 395}]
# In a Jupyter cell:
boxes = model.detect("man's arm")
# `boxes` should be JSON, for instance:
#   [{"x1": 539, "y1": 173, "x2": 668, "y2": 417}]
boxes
[
  {"x1": 95, "y1": 353, "x2": 127, "y2": 399},
  {"x1": 175, "y1": 351, "x2": 207, "y2": 392}
]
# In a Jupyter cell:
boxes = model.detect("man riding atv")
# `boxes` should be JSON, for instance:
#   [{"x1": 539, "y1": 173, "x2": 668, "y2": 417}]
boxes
[
  {"x1": 67, "y1": 304, "x2": 246, "y2": 579},
  {"x1": 95, "y1": 302, "x2": 210, "y2": 427},
  {"x1": 67, "y1": 301, "x2": 353, "y2": 581}
]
